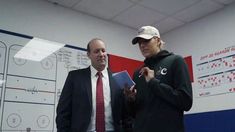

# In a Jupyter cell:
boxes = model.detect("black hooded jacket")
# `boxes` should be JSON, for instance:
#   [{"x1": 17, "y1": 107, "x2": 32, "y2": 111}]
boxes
[{"x1": 131, "y1": 50, "x2": 193, "y2": 132}]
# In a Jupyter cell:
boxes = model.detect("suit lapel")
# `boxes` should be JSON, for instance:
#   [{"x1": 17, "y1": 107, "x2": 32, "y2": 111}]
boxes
[
  {"x1": 107, "y1": 69, "x2": 116, "y2": 108},
  {"x1": 84, "y1": 67, "x2": 92, "y2": 107}
]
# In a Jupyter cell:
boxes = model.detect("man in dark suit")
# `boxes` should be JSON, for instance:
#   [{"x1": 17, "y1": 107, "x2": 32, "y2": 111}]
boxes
[{"x1": 56, "y1": 38, "x2": 131, "y2": 132}]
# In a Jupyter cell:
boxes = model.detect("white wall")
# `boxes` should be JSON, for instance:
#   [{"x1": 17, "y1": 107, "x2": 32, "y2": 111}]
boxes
[
  {"x1": 163, "y1": 2, "x2": 235, "y2": 114},
  {"x1": 0, "y1": 0, "x2": 144, "y2": 60},
  {"x1": 163, "y1": 2, "x2": 235, "y2": 57}
]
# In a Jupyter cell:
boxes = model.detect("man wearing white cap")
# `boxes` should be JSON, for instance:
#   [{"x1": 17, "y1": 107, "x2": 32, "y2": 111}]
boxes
[{"x1": 124, "y1": 26, "x2": 193, "y2": 132}]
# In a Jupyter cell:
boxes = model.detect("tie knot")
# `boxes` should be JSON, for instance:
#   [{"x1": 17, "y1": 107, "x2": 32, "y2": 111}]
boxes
[{"x1": 97, "y1": 72, "x2": 103, "y2": 77}]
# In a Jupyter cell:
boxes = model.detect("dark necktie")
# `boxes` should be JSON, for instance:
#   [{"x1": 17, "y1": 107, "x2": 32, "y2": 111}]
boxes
[{"x1": 96, "y1": 72, "x2": 105, "y2": 132}]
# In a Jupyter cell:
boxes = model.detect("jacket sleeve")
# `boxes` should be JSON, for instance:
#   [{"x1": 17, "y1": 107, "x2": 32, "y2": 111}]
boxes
[
  {"x1": 121, "y1": 91, "x2": 134, "y2": 132},
  {"x1": 124, "y1": 69, "x2": 142, "y2": 118},
  {"x1": 148, "y1": 56, "x2": 193, "y2": 111},
  {"x1": 56, "y1": 72, "x2": 73, "y2": 132}
]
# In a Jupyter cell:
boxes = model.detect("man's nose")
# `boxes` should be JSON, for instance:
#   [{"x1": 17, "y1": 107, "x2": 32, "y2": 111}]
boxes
[
  {"x1": 98, "y1": 51, "x2": 105, "y2": 56},
  {"x1": 139, "y1": 43, "x2": 146, "y2": 48}
]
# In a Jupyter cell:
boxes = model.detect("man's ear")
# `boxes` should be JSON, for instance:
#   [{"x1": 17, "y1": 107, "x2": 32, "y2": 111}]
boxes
[
  {"x1": 156, "y1": 37, "x2": 160, "y2": 42},
  {"x1": 156, "y1": 37, "x2": 161, "y2": 48}
]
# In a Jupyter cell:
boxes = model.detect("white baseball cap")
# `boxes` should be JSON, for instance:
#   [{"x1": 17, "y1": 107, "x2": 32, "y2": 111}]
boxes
[{"x1": 132, "y1": 26, "x2": 161, "y2": 45}]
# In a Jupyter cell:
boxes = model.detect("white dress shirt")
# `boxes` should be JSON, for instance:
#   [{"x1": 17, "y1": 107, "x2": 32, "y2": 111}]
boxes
[{"x1": 87, "y1": 66, "x2": 114, "y2": 132}]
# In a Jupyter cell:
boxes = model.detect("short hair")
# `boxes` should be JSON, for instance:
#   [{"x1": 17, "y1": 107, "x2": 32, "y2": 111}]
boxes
[{"x1": 87, "y1": 38, "x2": 104, "y2": 53}]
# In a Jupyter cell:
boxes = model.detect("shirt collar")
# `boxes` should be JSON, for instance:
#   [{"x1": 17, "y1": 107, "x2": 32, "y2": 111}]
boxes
[{"x1": 90, "y1": 65, "x2": 108, "y2": 79}]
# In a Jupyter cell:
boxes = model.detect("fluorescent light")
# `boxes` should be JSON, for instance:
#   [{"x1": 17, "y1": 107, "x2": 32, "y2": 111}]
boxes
[
  {"x1": 0, "y1": 80, "x2": 5, "y2": 85},
  {"x1": 14, "y1": 37, "x2": 65, "y2": 61}
]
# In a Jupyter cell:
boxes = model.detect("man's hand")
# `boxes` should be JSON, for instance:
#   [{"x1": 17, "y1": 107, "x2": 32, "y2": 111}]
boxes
[
  {"x1": 124, "y1": 84, "x2": 137, "y2": 102},
  {"x1": 139, "y1": 67, "x2": 154, "y2": 82}
]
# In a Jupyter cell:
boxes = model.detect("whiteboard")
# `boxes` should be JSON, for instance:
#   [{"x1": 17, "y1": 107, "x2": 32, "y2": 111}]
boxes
[
  {"x1": 193, "y1": 46, "x2": 235, "y2": 97},
  {"x1": 0, "y1": 30, "x2": 90, "y2": 132}
]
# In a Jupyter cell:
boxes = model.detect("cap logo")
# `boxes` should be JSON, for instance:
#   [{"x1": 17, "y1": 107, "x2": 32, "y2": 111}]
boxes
[
  {"x1": 138, "y1": 28, "x2": 145, "y2": 34},
  {"x1": 137, "y1": 26, "x2": 159, "y2": 36}
]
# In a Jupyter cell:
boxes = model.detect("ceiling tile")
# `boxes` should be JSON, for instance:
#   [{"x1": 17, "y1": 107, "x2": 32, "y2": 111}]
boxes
[
  {"x1": 113, "y1": 5, "x2": 166, "y2": 29},
  {"x1": 58, "y1": 0, "x2": 82, "y2": 7},
  {"x1": 128, "y1": 0, "x2": 144, "y2": 3},
  {"x1": 154, "y1": 17, "x2": 185, "y2": 34},
  {"x1": 212, "y1": 0, "x2": 235, "y2": 4},
  {"x1": 73, "y1": 0, "x2": 134, "y2": 19},
  {"x1": 46, "y1": 0, "x2": 62, "y2": 4},
  {"x1": 46, "y1": 0, "x2": 60, "y2": 2},
  {"x1": 139, "y1": 0, "x2": 201, "y2": 15},
  {"x1": 46, "y1": 0, "x2": 81, "y2": 7},
  {"x1": 45, "y1": 0, "x2": 235, "y2": 33},
  {"x1": 174, "y1": 0, "x2": 224, "y2": 22}
]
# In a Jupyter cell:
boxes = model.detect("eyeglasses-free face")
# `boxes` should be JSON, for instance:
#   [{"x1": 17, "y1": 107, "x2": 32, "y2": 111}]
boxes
[
  {"x1": 137, "y1": 38, "x2": 152, "y2": 45},
  {"x1": 137, "y1": 37, "x2": 161, "y2": 58}
]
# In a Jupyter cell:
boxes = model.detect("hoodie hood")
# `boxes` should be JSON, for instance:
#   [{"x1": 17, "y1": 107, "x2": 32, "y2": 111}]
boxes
[{"x1": 144, "y1": 50, "x2": 173, "y2": 68}]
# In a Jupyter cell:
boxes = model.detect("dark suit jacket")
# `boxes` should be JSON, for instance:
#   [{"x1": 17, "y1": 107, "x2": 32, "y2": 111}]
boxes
[{"x1": 56, "y1": 67, "x2": 128, "y2": 132}]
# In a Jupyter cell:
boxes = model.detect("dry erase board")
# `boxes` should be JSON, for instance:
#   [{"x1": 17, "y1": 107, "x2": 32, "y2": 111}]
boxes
[{"x1": 0, "y1": 29, "x2": 90, "y2": 131}]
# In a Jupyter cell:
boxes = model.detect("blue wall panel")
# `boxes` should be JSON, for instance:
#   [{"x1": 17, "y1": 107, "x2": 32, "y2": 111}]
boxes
[{"x1": 185, "y1": 109, "x2": 235, "y2": 132}]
